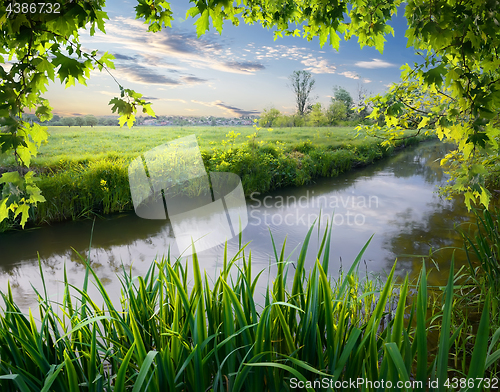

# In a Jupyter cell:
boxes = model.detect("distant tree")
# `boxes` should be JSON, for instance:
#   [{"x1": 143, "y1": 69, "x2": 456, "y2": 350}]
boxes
[
  {"x1": 259, "y1": 107, "x2": 281, "y2": 127},
  {"x1": 61, "y1": 117, "x2": 75, "y2": 127},
  {"x1": 74, "y1": 117, "x2": 86, "y2": 127},
  {"x1": 85, "y1": 115, "x2": 98, "y2": 127},
  {"x1": 355, "y1": 84, "x2": 372, "y2": 120},
  {"x1": 274, "y1": 114, "x2": 294, "y2": 128},
  {"x1": 288, "y1": 70, "x2": 316, "y2": 116},
  {"x1": 50, "y1": 114, "x2": 61, "y2": 124},
  {"x1": 292, "y1": 114, "x2": 306, "y2": 127},
  {"x1": 332, "y1": 86, "x2": 354, "y2": 111},
  {"x1": 307, "y1": 103, "x2": 328, "y2": 126},
  {"x1": 106, "y1": 118, "x2": 118, "y2": 126},
  {"x1": 98, "y1": 117, "x2": 108, "y2": 125},
  {"x1": 327, "y1": 101, "x2": 347, "y2": 124}
]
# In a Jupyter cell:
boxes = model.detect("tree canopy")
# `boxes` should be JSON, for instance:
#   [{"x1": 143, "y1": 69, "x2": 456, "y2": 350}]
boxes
[
  {"x1": 1, "y1": 0, "x2": 499, "y2": 227},
  {"x1": 332, "y1": 86, "x2": 354, "y2": 113}
]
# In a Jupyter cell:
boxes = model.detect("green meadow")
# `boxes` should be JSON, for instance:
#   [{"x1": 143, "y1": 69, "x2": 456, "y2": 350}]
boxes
[
  {"x1": 28, "y1": 125, "x2": 377, "y2": 167},
  {"x1": 0, "y1": 125, "x2": 434, "y2": 230}
]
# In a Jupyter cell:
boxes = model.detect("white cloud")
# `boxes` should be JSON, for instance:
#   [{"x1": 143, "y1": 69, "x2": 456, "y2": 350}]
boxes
[
  {"x1": 99, "y1": 90, "x2": 187, "y2": 103},
  {"x1": 81, "y1": 17, "x2": 266, "y2": 81},
  {"x1": 339, "y1": 71, "x2": 359, "y2": 80},
  {"x1": 98, "y1": 90, "x2": 119, "y2": 97},
  {"x1": 251, "y1": 44, "x2": 337, "y2": 74},
  {"x1": 163, "y1": 98, "x2": 187, "y2": 103},
  {"x1": 354, "y1": 59, "x2": 395, "y2": 69},
  {"x1": 363, "y1": 78, "x2": 372, "y2": 83},
  {"x1": 302, "y1": 58, "x2": 336, "y2": 74}
]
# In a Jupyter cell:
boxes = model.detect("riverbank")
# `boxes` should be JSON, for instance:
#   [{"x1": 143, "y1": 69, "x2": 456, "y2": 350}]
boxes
[{"x1": 0, "y1": 126, "x2": 435, "y2": 231}]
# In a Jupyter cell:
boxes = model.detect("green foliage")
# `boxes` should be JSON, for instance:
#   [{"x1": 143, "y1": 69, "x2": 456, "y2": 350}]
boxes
[
  {"x1": 457, "y1": 207, "x2": 500, "y2": 329},
  {"x1": 326, "y1": 100, "x2": 347, "y2": 123},
  {"x1": 0, "y1": 170, "x2": 46, "y2": 228},
  {"x1": 85, "y1": 114, "x2": 98, "y2": 127},
  {"x1": 61, "y1": 117, "x2": 75, "y2": 127},
  {"x1": 273, "y1": 114, "x2": 295, "y2": 128},
  {"x1": 258, "y1": 107, "x2": 281, "y2": 127},
  {"x1": 185, "y1": 0, "x2": 398, "y2": 51},
  {"x1": 0, "y1": 223, "x2": 499, "y2": 390},
  {"x1": 292, "y1": 113, "x2": 306, "y2": 127},
  {"x1": 74, "y1": 116, "x2": 86, "y2": 127},
  {"x1": 356, "y1": 0, "x2": 500, "y2": 210},
  {"x1": 135, "y1": 0, "x2": 173, "y2": 32},
  {"x1": 35, "y1": 157, "x2": 131, "y2": 223},
  {"x1": 332, "y1": 86, "x2": 354, "y2": 112},
  {"x1": 306, "y1": 103, "x2": 328, "y2": 126}
]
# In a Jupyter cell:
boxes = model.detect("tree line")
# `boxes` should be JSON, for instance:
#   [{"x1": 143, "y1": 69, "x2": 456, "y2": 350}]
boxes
[
  {"x1": 22, "y1": 113, "x2": 118, "y2": 127},
  {"x1": 259, "y1": 70, "x2": 372, "y2": 128}
]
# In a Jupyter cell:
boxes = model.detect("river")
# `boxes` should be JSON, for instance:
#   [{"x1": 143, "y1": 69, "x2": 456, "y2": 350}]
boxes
[{"x1": 0, "y1": 141, "x2": 476, "y2": 310}]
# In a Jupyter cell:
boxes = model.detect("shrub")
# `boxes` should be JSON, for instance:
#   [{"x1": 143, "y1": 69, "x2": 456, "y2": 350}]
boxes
[{"x1": 258, "y1": 107, "x2": 281, "y2": 127}]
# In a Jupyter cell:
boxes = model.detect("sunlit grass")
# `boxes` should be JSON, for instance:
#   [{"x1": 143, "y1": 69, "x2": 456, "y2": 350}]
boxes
[{"x1": 5, "y1": 125, "x2": 408, "y2": 168}]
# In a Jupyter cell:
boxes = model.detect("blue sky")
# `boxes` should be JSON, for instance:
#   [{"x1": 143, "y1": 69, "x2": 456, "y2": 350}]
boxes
[{"x1": 44, "y1": 0, "x2": 419, "y2": 117}]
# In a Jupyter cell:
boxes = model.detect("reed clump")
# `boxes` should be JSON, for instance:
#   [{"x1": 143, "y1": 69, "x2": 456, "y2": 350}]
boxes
[{"x1": 0, "y1": 222, "x2": 498, "y2": 391}]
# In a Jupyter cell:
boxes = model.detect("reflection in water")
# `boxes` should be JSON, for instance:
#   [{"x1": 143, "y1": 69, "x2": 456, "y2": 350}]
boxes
[{"x1": 0, "y1": 141, "x2": 481, "y2": 310}]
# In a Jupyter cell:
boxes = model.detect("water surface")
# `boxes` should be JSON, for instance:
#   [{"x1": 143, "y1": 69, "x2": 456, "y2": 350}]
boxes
[{"x1": 0, "y1": 141, "x2": 476, "y2": 310}]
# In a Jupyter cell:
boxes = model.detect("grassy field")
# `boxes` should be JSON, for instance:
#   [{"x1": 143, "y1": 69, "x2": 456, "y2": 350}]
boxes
[
  {"x1": 0, "y1": 125, "x2": 435, "y2": 230},
  {"x1": 15, "y1": 125, "x2": 377, "y2": 168}
]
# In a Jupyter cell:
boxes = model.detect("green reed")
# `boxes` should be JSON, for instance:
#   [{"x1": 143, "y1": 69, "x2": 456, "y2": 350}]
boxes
[
  {"x1": 459, "y1": 207, "x2": 500, "y2": 289},
  {"x1": 457, "y1": 206, "x2": 500, "y2": 334},
  {"x1": 0, "y1": 222, "x2": 498, "y2": 391}
]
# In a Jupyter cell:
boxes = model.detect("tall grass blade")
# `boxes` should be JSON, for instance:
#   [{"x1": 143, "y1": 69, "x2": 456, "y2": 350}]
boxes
[
  {"x1": 436, "y1": 256, "x2": 455, "y2": 392},
  {"x1": 63, "y1": 350, "x2": 80, "y2": 392},
  {"x1": 0, "y1": 374, "x2": 31, "y2": 392},
  {"x1": 385, "y1": 342, "x2": 411, "y2": 389},
  {"x1": 114, "y1": 342, "x2": 136, "y2": 392},
  {"x1": 40, "y1": 364, "x2": 64, "y2": 392},
  {"x1": 331, "y1": 328, "x2": 362, "y2": 381},
  {"x1": 243, "y1": 362, "x2": 316, "y2": 392},
  {"x1": 415, "y1": 261, "x2": 428, "y2": 388},
  {"x1": 466, "y1": 294, "x2": 490, "y2": 380},
  {"x1": 132, "y1": 351, "x2": 158, "y2": 392}
]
